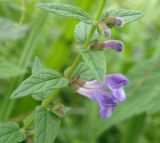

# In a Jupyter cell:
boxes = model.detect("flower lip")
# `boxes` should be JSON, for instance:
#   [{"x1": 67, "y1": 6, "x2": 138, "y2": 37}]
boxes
[
  {"x1": 112, "y1": 87, "x2": 126, "y2": 102},
  {"x1": 99, "y1": 105, "x2": 116, "y2": 120},
  {"x1": 105, "y1": 73, "x2": 129, "y2": 89}
]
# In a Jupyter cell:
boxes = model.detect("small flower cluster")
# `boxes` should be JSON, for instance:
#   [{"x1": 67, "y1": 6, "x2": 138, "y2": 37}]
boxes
[
  {"x1": 99, "y1": 16, "x2": 124, "y2": 37},
  {"x1": 73, "y1": 16, "x2": 128, "y2": 120},
  {"x1": 96, "y1": 15, "x2": 125, "y2": 52}
]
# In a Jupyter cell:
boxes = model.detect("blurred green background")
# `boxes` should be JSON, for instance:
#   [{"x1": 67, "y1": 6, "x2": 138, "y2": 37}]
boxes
[{"x1": 0, "y1": 0, "x2": 160, "y2": 143}]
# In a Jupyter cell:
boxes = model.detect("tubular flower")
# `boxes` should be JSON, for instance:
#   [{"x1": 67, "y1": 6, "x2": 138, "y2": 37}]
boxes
[
  {"x1": 104, "y1": 40, "x2": 124, "y2": 52},
  {"x1": 75, "y1": 74, "x2": 128, "y2": 120},
  {"x1": 94, "y1": 40, "x2": 124, "y2": 52}
]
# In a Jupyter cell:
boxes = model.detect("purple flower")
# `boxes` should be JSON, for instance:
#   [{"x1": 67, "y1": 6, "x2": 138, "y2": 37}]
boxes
[
  {"x1": 106, "y1": 16, "x2": 124, "y2": 27},
  {"x1": 114, "y1": 17, "x2": 124, "y2": 27},
  {"x1": 76, "y1": 74, "x2": 128, "y2": 120},
  {"x1": 104, "y1": 40, "x2": 124, "y2": 52}
]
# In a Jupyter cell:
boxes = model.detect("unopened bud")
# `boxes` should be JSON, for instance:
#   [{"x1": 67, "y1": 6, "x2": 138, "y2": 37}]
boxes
[
  {"x1": 98, "y1": 22, "x2": 111, "y2": 37},
  {"x1": 104, "y1": 40, "x2": 124, "y2": 52},
  {"x1": 114, "y1": 17, "x2": 124, "y2": 27},
  {"x1": 106, "y1": 16, "x2": 124, "y2": 27},
  {"x1": 103, "y1": 28, "x2": 111, "y2": 37}
]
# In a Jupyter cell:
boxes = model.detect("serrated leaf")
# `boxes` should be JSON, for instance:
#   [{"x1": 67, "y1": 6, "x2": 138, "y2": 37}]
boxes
[
  {"x1": 32, "y1": 90, "x2": 53, "y2": 101},
  {"x1": 35, "y1": 106, "x2": 60, "y2": 143},
  {"x1": 10, "y1": 69, "x2": 69, "y2": 99},
  {"x1": 74, "y1": 22, "x2": 99, "y2": 44},
  {"x1": 0, "y1": 122, "x2": 26, "y2": 143},
  {"x1": 108, "y1": 9, "x2": 144, "y2": 23},
  {"x1": 74, "y1": 62, "x2": 96, "y2": 81},
  {"x1": 37, "y1": 3, "x2": 93, "y2": 24},
  {"x1": 94, "y1": 59, "x2": 160, "y2": 137},
  {"x1": 0, "y1": 17, "x2": 28, "y2": 41},
  {"x1": 80, "y1": 49, "x2": 106, "y2": 82},
  {"x1": 0, "y1": 57, "x2": 25, "y2": 79},
  {"x1": 31, "y1": 57, "x2": 51, "y2": 101}
]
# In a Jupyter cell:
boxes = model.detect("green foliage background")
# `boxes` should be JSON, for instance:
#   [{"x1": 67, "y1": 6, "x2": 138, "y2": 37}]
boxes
[{"x1": 0, "y1": 0, "x2": 160, "y2": 143}]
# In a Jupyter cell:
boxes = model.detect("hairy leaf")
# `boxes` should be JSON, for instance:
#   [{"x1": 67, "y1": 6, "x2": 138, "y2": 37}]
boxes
[
  {"x1": 73, "y1": 62, "x2": 95, "y2": 81},
  {"x1": 0, "y1": 122, "x2": 26, "y2": 143},
  {"x1": 107, "y1": 9, "x2": 144, "y2": 23},
  {"x1": 64, "y1": 62, "x2": 95, "y2": 81},
  {"x1": 31, "y1": 57, "x2": 51, "y2": 101},
  {"x1": 80, "y1": 49, "x2": 106, "y2": 82},
  {"x1": 35, "y1": 106, "x2": 60, "y2": 143},
  {"x1": 74, "y1": 22, "x2": 99, "y2": 44},
  {"x1": 37, "y1": 3, "x2": 92, "y2": 24},
  {"x1": 10, "y1": 69, "x2": 69, "y2": 99}
]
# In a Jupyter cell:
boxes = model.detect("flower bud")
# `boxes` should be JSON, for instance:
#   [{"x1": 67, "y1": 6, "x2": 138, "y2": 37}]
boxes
[
  {"x1": 103, "y1": 27, "x2": 111, "y2": 37},
  {"x1": 52, "y1": 102, "x2": 71, "y2": 118},
  {"x1": 114, "y1": 17, "x2": 124, "y2": 27},
  {"x1": 98, "y1": 21, "x2": 111, "y2": 37},
  {"x1": 106, "y1": 16, "x2": 124, "y2": 27},
  {"x1": 104, "y1": 40, "x2": 124, "y2": 52}
]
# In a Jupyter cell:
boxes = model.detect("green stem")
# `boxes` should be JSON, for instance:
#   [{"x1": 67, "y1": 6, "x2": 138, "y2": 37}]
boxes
[
  {"x1": 18, "y1": 0, "x2": 26, "y2": 26},
  {"x1": 65, "y1": 55, "x2": 82, "y2": 79},
  {"x1": 42, "y1": 0, "x2": 107, "y2": 106},
  {"x1": 0, "y1": 11, "x2": 48, "y2": 121},
  {"x1": 22, "y1": 0, "x2": 107, "y2": 130}
]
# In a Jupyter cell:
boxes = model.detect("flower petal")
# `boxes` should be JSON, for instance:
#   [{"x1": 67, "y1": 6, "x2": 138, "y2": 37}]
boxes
[
  {"x1": 91, "y1": 91, "x2": 116, "y2": 107},
  {"x1": 112, "y1": 87, "x2": 126, "y2": 102},
  {"x1": 99, "y1": 105, "x2": 116, "y2": 120},
  {"x1": 83, "y1": 80, "x2": 100, "y2": 89},
  {"x1": 76, "y1": 87, "x2": 94, "y2": 98},
  {"x1": 105, "y1": 73, "x2": 129, "y2": 89}
]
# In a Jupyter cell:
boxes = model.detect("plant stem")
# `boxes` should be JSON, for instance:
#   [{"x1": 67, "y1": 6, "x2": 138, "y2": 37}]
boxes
[
  {"x1": 22, "y1": 0, "x2": 107, "y2": 130},
  {"x1": 42, "y1": 0, "x2": 107, "y2": 107},
  {"x1": 18, "y1": 0, "x2": 26, "y2": 26}
]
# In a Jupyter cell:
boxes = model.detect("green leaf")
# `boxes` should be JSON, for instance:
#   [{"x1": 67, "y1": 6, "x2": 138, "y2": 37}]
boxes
[
  {"x1": 10, "y1": 69, "x2": 69, "y2": 99},
  {"x1": 32, "y1": 57, "x2": 44, "y2": 74},
  {"x1": 74, "y1": 62, "x2": 96, "y2": 81},
  {"x1": 0, "y1": 57, "x2": 25, "y2": 79},
  {"x1": 74, "y1": 22, "x2": 99, "y2": 44},
  {"x1": 37, "y1": 3, "x2": 93, "y2": 24},
  {"x1": 0, "y1": 17, "x2": 28, "y2": 41},
  {"x1": 80, "y1": 49, "x2": 106, "y2": 82},
  {"x1": 64, "y1": 62, "x2": 95, "y2": 81},
  {"x1": 35, "y1": 106, "x2": 60, "y2": 143},
  {"x1": 31, "y1": 57, "x2": 51, "y2": 101},
  {"x1": 0, "y1": 122, "x2": 26, "y2": 143},
  {"x1": 94, "y1": 59, "x2": 160, "y2": 137},
  {"x1": 107, "y1": 9, "x2": 144, "y2": 23}
]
